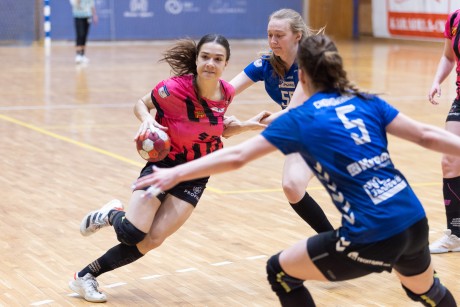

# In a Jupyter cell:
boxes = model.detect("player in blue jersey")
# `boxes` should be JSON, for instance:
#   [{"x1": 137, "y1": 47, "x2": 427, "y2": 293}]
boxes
[
  {"x1": 133, "y1": 34, "x2": 458, "y2": 306},
  {"x1": 226, "y1": 8, "x2": 334, "y2": 234}
]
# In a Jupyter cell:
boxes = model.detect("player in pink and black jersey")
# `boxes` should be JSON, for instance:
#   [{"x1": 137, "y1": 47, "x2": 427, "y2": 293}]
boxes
[
  {"x1": 68, "y1": 34, "x2": 262, "y2": 303},
  {"x1": 428, "y1": 9, "x2": 460, "y2": 254}
]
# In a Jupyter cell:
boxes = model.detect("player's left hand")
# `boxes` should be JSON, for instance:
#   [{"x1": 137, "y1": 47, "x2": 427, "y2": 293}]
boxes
[{"x1": 132, "y1": 166, "x2": 178, "y2": 198}]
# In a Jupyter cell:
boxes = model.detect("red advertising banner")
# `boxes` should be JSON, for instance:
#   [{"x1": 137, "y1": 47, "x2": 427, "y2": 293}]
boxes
[
  {"x1": 373, "y1": 0, "x2": 459, "y2": 40},
  {"x1": 387, "y1": 12, "x2": 446, "y2": 38}
]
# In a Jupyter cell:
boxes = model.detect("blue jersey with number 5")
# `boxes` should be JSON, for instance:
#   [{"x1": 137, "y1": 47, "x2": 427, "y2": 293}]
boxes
[
  {"x1": 243, "y1": 56, "x2": 298, "y2": 109},
  {"x1": 261, "y1": 91, "x2": 426, "y2": 244}
]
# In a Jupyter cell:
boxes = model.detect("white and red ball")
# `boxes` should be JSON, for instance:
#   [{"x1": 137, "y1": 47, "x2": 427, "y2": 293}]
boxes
[{"x1": 136, "y1": 129, "x2": 171, "y2": 162}]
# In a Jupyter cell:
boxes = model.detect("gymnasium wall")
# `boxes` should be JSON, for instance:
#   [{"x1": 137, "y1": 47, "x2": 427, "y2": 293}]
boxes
[
  {"x1": 0, "y1": 0, "x2": 36, "y2": 45},
  {"x1": 1, "y1": 0, "x2": 302, "y2": 43}
]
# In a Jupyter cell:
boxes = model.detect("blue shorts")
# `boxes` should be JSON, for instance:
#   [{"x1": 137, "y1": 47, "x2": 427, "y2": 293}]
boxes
[
  {"x1": 137, "y1": 159, "x2": 209, "y2": 207},
  {"x1": 307, "y1": 217, "x2": 430, "y2": 281}
]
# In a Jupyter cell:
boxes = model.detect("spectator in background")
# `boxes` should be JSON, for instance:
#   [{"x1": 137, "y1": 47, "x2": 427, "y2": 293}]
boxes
[{"x1": 70, "y1": 0, "x2": 98, "y2": 64}]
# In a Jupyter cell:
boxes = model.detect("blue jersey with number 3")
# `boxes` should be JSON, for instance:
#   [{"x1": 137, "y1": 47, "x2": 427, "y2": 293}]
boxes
[
  {"x1": 243, "y1": 56, "x2": 298, "y2": 109},
  {"x1": 261, "y1": 91, "x2": 426, "y2": 244}
]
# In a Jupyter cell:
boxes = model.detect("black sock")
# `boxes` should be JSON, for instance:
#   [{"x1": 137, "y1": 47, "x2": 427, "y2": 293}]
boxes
[
  {"x1": 78, "y1": 243, "x2": 144, "y2": 278},
  {"x1": 290, "y1": 192, "x2": 334, "y2": 233},
  {"x1": 108, "y1": 209, "x2": 125, "y2": 226},
  {"x1": 278, "y1": 287, "x2": 316, "y2": 307},
  {"x1": 437, "y1": 288, "x2": 456, "y2": 307},
  {"x1": 443, "y1": 177, "x2": 460, "y2": 237}
]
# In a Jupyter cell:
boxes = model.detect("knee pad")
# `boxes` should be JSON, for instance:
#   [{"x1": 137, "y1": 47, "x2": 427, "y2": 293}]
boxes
[
  {"x1": 266, "y1": 253, "x2": 305, "y2": 295},
  {"x1": 113, "y1": 216, "x2": 147, "y2": 246},
  {"x1": 402, "y1": 276, "x2": 448, "y2": 307}
]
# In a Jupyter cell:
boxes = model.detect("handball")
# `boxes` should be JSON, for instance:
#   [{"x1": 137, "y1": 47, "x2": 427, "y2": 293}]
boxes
[{"x1": 136, "y1": 128, "x2": 171, "y2": 162}]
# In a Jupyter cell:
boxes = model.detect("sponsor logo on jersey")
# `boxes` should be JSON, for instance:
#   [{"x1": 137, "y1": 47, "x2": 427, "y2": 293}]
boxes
[
  {"x1": 194, "y1": 110, "x2": 206, "y2": 118},
  {"x1": 158, "y1": 85, "x2": 170, "y2": 98},
  {"x1": 363, "y1": 175, "x2": 407, "y2": 205},
  {"x1": 279, "y1": 81, "x2": 295, "y2": 89},
  {"x1": 211, "y1": 107, "x2": 225, "y2": 113},
  {"x1": 346, "y1": 152, "x2": 391, "y2": 176},
  {"x1": 313, "y1": 95, "x2": 354, "y2": 109},
  {"x1": 253, "y1": 59, "x2": 262, "y2": 67}
]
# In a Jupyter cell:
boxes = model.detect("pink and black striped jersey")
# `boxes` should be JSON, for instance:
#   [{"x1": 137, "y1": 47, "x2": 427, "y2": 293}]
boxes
[
  {"x1": 151, "y1": 74, "x2": 234, "y2": 163},
  {"x1": 445, "y1": 9, "x2": 460, "y2": 99}
]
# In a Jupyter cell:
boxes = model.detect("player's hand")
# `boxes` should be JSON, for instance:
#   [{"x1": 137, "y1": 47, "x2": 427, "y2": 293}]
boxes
[
  {"x1": 222, "y1": 116, "x2": 243, "y2": 138},
  {"x1": 428, "y1": 84, "x2": 441, "y2": 105},
  {"x1": 250, "y1": 110, "x2": 271, "y2": 125},
  {"x1": 134, "y1": 118, "x2": 167, "y2": 141},
  {"x1": 132, "y1": 166, "x2": 178, "y2": 197}
]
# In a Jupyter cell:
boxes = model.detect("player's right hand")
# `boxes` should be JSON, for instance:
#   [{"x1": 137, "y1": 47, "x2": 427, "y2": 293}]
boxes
[
  {"x1": 134, "y1": 118, "x2": 167, "y2": 141},
  {"x1": 428, "y1": 84, "x2": 441, "y2": 105}
]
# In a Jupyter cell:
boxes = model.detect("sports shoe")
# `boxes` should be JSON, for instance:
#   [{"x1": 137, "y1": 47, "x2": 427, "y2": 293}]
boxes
[
  {"x1": 69, "y1": 273, "x2": 107, "y2": 303},
  {"x1": 80, "y1": 199, "x2": 124, "y2": 236},
  {"x1": 80, "y1": 55, "x2": 89, "y2": 63},
  {"x1": 75, "y1": 54, "x2": 82, "y2": 63},
  {"x1": 429, "y1": 229, "x2": 460, "y2": 254}
]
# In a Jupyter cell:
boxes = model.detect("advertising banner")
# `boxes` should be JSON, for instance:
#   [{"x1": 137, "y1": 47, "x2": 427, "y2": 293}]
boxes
[
  {"x1": 373, "y1": 0, "x2": 459, "y2": 40},
  {"x1": 51, "y1": 0, "x2": 302, "y2": 41}
]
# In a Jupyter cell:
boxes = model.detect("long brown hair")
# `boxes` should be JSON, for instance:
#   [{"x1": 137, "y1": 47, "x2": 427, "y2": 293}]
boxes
[
  {"x1": 160, "y1": 34, "x2": 231, "y2": 76},
  {"x1": 297, "y1": 34, "x2": 361, "y2": 96}
]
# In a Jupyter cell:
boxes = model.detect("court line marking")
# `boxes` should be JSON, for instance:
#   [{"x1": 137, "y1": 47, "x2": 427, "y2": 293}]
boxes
[
  {"x1": 0, "y1": 114, "x2": 441, "y2": 196},
  {"x1": 58, "y1": 255, "x2": 268, "y2": 305}
]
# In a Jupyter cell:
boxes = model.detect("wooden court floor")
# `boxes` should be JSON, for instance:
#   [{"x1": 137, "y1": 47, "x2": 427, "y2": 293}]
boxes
[{"x1": 0, "y1": 37, "x2": 459, "y2": 306}]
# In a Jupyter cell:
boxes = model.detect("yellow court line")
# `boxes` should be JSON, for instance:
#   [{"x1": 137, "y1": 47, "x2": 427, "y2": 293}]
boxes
[
  {"x1": 0, "y1": 114, "x2": 142, "y2": 167},
  {"x1": 0, "y1": 114, "x2": 441, "y2": 195}
]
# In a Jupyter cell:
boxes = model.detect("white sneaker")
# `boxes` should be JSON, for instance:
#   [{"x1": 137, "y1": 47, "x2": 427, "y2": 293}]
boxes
[
  {"x1": 80, "y1": 199, "x2": 124, "y2": 236},
  {"x1": 69, "y1": 273, "x2": 107, "y2": 303},
  {"x1": 429, "y1": 229, "x2": 460, "y2": 254},
  {"x1": 80, "y1": 55, "x2": 89, "y2": 63},
  {"x1": 75, "y1": 55, "x2": 82, "y2": 63}
]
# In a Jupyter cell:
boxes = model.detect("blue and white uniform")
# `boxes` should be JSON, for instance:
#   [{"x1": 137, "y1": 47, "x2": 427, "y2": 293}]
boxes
[
  {"x1": 244, "y1": 55, "x2": 298, "y2": 109},
  {"x1": 262, "y1": 91, "x2": 426, "y2": 244}
]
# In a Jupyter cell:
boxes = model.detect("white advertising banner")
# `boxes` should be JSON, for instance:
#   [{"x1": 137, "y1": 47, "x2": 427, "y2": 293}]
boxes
[{"x1": 373, "y1": 0, "x2": 459, "y2": 40}]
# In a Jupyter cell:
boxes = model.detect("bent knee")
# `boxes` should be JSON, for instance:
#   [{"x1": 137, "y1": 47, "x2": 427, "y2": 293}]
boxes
[
  {"x1": 282, "y1": 181, "x2": 305, "y2": 203},
  {"x1": 113, "y1": 217, "x2": 147, "y2": 246},
  {"x1": 441, "y1": 156, "x2": 460, "y2": 177},
  {"x1": 139, "y1": 233, "x2": 166, "y2": 251}
]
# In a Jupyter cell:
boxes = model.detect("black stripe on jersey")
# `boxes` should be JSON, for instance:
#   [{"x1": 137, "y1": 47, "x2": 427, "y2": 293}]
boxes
[
  {"x1": 199, "y1": 98, "x2": 219, "y2": 125},
  {"x1": 192, "y1": 143, "x2": 201, "y2": 159},
  {"x1": 185, "y1": 96, "x2": 199, "y2": 122},
  {"x1": 151, "y1": 93, "x2": 164, "y2": 118}
]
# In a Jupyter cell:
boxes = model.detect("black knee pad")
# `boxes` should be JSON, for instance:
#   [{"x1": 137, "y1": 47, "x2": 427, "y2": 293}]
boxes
[
  {"x1": 113, "y1": 216, "x2": 147, "y2": 246},
  {"x1": 266, "y1": 253, "x2": 305, "y2": 295},
  {"x1": 402, "y1": 276, "x2": 449, "y2": 306}
]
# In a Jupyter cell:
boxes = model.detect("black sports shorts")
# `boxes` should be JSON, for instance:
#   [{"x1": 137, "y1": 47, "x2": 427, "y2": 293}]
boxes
[
  {"x1": 446, "y1": 98, "x2": 460, "y2": 122},
  {"x1": 137, "y1": 159, "x2": 209, "y2": 207},
  {"x1": 307, "y1": 217, "x2": 430, "y2": 281}
]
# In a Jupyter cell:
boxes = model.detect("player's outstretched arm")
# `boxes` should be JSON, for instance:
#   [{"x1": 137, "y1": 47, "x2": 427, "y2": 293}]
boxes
[
  {"x1": 386, "y1": 112, "x2": 460, "y2": 156},
  {"x1": 222, "y1": 111, "x2": 271, "y2": 138},
  {"x1": 132, "y1": 135, "x2": 277, "y2": 193}
]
